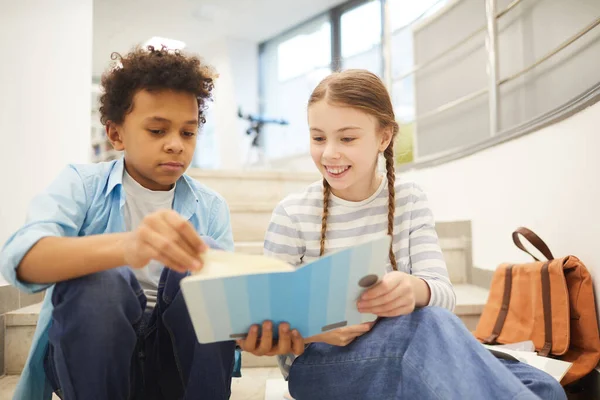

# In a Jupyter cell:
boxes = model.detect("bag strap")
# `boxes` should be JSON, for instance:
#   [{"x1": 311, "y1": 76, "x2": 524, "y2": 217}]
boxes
[
  {"x1": 539, "y1": 262, "x2": 553, "y2": 357},
  {"x1": 483, "y1": 265, "x2": 514, "y2": 344},
  {"x1": 512, "y1": 227, "x2": 555, "y2": 261}
]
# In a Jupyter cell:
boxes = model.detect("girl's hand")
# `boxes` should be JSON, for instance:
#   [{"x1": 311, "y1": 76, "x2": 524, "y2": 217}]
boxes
[
  {"x1": 305, "y1": 322, "x2": 374, "y2": 346},
  {"x1": 357, "y1": 271, "x2": 416, "y2": 317}
]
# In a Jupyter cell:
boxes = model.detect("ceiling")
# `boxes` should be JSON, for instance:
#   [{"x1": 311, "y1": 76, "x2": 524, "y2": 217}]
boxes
[{"x1": 93, "y1": 0, "x2": 347, "y2": 76}]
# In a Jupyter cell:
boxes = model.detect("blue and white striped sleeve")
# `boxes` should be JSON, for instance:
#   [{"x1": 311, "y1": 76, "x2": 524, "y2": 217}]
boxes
[
  {"x1": 408, "y1": 184, "x2": 456, "y2": 311},
  {"x1": 263, "y1": 202, "x2": 304, "y2": 267}
]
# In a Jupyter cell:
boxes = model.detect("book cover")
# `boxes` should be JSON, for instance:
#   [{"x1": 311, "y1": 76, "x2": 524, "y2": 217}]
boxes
[{"x1": 180, "y1": 235, "x2": 392, "y2": 343}]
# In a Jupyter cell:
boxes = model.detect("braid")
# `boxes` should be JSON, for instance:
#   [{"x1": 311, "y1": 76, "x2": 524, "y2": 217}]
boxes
[
  {"x1": 320, "y1": 179, "x2": 331, "y2": 256},
  {"x1": 384, "y1": 145, "x2": 398, "y2": 270}
]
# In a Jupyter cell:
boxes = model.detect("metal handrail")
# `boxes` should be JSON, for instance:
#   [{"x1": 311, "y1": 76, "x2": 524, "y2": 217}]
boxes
[
  {"x1": 496, "y1": 0, "x2": 522, "y2": 18},
  {"x1": 416, "y1": 16, "x2": 600, "y2": 123},
  {"x1": 498, "y1": 17, "x2": 600, "y2": 85},
  {"x1": 416, "y1": 88, "x2": 488, "y2": 121},
  {"x1": 393, "y1": 0, "x2": 525, "y2": 83},
  {"x1": 400, "y1": 81, "x2": 600, "y2": 170}
]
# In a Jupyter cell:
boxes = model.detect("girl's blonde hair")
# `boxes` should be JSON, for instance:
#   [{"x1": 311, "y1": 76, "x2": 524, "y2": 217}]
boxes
[{"x1": 308, "y1": 69, "x2": 399, "y2": 270}]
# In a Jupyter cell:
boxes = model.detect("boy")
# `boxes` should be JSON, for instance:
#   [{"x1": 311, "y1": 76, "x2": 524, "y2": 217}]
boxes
[{"x1": 1, "y1": 46, "x2": 236, "y2": 400}]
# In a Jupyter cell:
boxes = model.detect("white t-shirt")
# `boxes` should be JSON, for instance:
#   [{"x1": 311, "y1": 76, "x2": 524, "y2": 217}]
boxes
[{"x1": 122, "y1": 170, "x2": 175, "y2": 310}]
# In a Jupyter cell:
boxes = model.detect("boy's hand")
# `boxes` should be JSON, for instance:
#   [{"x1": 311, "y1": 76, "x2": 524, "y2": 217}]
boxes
[
  {"x1": 124, "y1": 209, "x2": 207, "y2": 273},
  {"x1": 305, "y1": 322, "x2": 374, "y2": 346},
  {"x1": 237, "y1": 321, "x2": 305, "y2": 357},
  {"x1": 357, "y1": 271, "x2": 416, "y2": 317}
]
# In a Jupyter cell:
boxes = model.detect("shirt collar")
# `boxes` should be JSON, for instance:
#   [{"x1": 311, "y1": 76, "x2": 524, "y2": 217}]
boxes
[
  {"x1": 105, "y1": 157, "x2": 125, "y2": 198},
  {"x1": 105, "y1": 157, "x2": 199, "y2": 219}
]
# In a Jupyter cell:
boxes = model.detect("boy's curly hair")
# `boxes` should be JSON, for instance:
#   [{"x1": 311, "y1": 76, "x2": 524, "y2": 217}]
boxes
[{"x1": 99, "y1": 45, "x2": 217, "y2": 126}]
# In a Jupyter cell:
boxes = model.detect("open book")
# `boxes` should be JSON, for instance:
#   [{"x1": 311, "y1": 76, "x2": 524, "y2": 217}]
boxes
[
  {"x1": 483, "y1": 343, "x2": 573, "y2": 382},
  {"x1": 180, "y1": 236, "x2": 392, "y2": 344}
]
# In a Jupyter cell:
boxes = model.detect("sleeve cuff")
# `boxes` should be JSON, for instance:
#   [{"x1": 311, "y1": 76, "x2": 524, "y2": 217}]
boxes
[
  {"x1": 0, "y1": 229, "x2": 56, "y2": 294},
  {"x1": 422, "y1": 278, "x2": 456, "y2": 311}
]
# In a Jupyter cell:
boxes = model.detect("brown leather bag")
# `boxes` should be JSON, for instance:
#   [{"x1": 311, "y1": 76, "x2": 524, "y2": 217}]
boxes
[{"x1": 473, "y1": 227, "x2": 600, "y2": 385}]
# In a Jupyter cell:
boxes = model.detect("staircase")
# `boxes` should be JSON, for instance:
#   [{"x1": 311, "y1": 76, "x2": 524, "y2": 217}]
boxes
[
  {"x1": 1, "y1": 168, "x2": 489, "y2": 375},
  {"x1": 190, "y1": 169, "x2": 320, "y2": 244}
]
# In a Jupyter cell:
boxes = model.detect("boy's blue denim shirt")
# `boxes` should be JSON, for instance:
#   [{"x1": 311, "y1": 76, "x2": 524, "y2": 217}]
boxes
[{"x1": 0, "y1": 158, "x2": 235, "y2": 400}]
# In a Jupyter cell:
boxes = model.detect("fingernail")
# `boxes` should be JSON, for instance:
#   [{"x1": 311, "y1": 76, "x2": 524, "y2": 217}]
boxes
[
  {"x1": 282, "y1": 325, "x2": 289, "y2": 333},
  {"x1": 193, "y1": 261, "x2": 202, "y2": 270},
  {"x1": 251, "y1": 326, "x2": 258, "y2": 333}
]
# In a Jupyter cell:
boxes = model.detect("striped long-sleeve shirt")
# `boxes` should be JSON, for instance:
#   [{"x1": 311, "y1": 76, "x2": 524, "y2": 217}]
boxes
[{"x1": 263, "y1": 177, "x2": 456, "y2": 379}]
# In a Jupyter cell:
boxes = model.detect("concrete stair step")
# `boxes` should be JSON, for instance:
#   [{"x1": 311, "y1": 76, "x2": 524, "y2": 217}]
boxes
[
  {"x1": 187, "y1": 169, "x2": 319, "y2": 206},
  {"x1": 453, "y1": 284, "x2": 489, "y2": 331},
  {"x1": 4, "y1": 303, "x2": 42, "y2": 375},
  {"x1": 235, "y1": 241, "x2": 263, "y2": 255},
  {"x1": 229, "y1": 203, "x2": 274, "y2": 243},
  {"x1": 3, "y1": 285, "x2": 488, "y2": 373},
  {"x1": 0, "y1": 375, "x2": 61, "y2": 399},
  {"x1": 229, "y1": 214, "x2": 471, "y2": 284}
]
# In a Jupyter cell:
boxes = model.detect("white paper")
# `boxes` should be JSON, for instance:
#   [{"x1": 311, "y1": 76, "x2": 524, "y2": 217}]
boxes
[{"x1": 483, "y1": 344, "x2": 572, "y2": 382}]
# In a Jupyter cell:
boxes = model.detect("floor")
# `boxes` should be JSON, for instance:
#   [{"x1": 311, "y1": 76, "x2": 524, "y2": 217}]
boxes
[{"x1": 0, "y1": 367, "x2": 285, "y2": 400}]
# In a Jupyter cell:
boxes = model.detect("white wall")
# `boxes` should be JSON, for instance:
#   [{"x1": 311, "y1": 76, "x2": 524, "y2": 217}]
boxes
[
  {"x1": 192, "y1": 38, "x2": 259, "y2": 169},
  {"x1": 0, "y1": 0, "x2": 93, "y2": 283},
  {"x1": 402, "y1": 101, "x2": 600, "y2": 306}
]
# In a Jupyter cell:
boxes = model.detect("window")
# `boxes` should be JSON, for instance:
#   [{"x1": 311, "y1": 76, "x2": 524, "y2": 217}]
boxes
[
  {"x1": 277, "y1": 23, "x2": 331, "y2": 81},
  {"x1": 192, "y1": 105, "x2": 220, "y2": 169},
  {"x1": 388, "y1": 0, "x2": 447, "y2": 32},
  {"x1": 389, "y1": 0, "x2": 449, "y2": 162},
  {"x1": 341, "y1": 0, "x2": 382, "y2": 75},
  {"x1": 260, "y1": 16, "x2": 332, "y2": 159},
  {"x1": 259, "y1": 0, "x2": 600, "y2": 166}
]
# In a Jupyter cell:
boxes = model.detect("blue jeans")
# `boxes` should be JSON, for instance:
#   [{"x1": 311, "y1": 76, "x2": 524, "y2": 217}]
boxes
[
  {"x1": 289, "y1": 307, "x2": 566, "y2": 400},
  {"x1": 44, "y1": 250, "x2": 235, "y2": 399}
]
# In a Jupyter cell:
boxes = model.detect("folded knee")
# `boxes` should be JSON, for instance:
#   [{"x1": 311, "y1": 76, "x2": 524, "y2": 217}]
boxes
[
  {"x1": 531, "y1": 375, "x2": 567, "y2": 400},
  {"x1": 376, "y1": 307, "x2": 458, "y2": 332},
  {"x1": 52, "y1": 267, "x2": 143, "y2": 319}
]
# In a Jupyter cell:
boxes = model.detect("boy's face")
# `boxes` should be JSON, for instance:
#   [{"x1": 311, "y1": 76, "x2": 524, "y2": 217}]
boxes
[{"x1": 107, "y1": 89, "x2": 199, "y2": 191}]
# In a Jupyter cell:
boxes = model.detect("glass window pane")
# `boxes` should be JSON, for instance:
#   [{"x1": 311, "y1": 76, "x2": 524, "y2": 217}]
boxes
[
  {"x1": 260, "y1": 16, "x2": 332, "y2": 160},
  {"x1": 342, "y1": 46, "x2": 382, "y2": 75},
  {"x1": 341, "y1": 0, "x2": 382, "y2": 75},
  {"x1": 278, "y1": 22, "x2": 331, "y2": 81},
  {"x1": 388, "y1": 0, "x2": 450, "y2": 163},
  {"x1": 391, "y1": 28, "x2": 413, "y2": 80},
  {"x1": 341, "y1": 1, "x2": 381, "y2": 58},
  {"x1": 392, "y1": 76, "x2": 415, "y2": 122},
  {"x1": 389, "y1": 0, "x2": 448, "y2": 32}
]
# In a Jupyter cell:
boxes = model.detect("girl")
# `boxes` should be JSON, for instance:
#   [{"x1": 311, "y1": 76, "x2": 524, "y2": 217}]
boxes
[{"x1": 243, "y1": 70, "x2": 566, "y2": 400}]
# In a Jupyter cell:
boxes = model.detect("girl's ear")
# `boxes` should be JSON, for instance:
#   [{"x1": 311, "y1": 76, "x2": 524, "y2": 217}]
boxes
[
  {"x1": 106, "y1": 122, "x2": 125, "y2": 151},
  {"x1": 378, "y1": 127, "x2": 393, "y2": 152}
]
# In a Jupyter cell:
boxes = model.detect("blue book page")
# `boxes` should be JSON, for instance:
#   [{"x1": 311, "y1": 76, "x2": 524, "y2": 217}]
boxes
[{"x1": 181, "y1": 235, "x2": 391, "y2": 343}]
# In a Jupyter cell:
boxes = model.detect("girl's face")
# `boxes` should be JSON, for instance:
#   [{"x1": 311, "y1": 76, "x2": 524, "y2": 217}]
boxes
[{"x1": 308, "y1": 100, "x2": 392, "y2": 202}]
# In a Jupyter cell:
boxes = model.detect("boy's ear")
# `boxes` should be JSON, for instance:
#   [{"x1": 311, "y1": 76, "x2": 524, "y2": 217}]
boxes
[{"x1": 106, "y1": 122, "x2": 125, "y2": 151}]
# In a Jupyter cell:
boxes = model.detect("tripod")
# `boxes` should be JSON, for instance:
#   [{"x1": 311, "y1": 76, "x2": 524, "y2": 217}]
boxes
[{"x1": 237, "y1": 108, "x2": 288, "y2": 167}]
